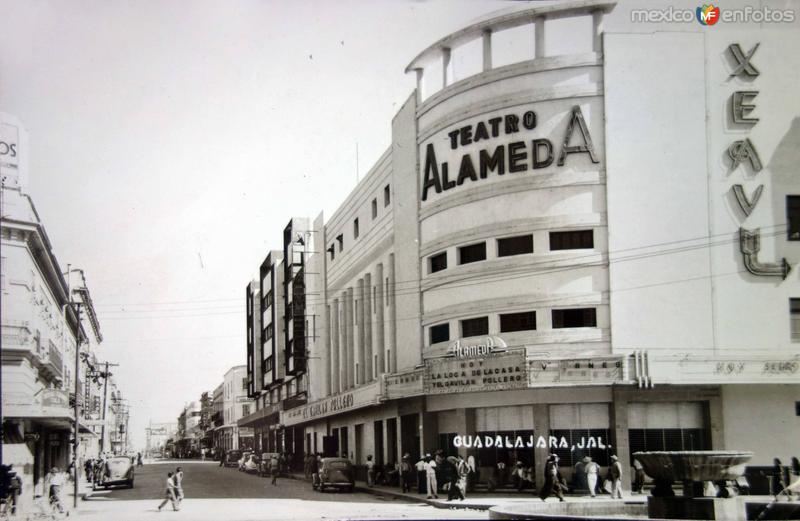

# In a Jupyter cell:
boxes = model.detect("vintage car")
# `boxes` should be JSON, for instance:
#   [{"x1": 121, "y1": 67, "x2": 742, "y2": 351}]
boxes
[
  {"x1": 242, "y1": 453, "x2": 260, "y2": 474},
  {"x1": 224, "y1": 449, "x2": 243, "y2": 468},
  {"x1": 95, "y1": 456, "x2": 134, "y2": 489},
  {"x1": 312, "y1": 458, "x2": 355, "y2": 492}
]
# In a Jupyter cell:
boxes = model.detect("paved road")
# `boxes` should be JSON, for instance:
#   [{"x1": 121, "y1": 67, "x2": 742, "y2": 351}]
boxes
[
  {"x1": 82, "y1": 461, "x2": 487, "y2": 520},
  {"x1": 89, "y1": 460, "x2": 359, "y2": 500}
]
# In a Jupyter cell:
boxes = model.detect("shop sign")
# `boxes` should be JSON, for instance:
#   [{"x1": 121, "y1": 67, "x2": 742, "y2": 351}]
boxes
[
  {"x1": 41, "y1": 389, "x2": 69, "y2": 408},
  {"x1": 420, "y1": 105, "x2": 600, "y2": 202},
  {"x1": 424, "y1": 351, "x2": 527, "y2": 395},
  {"x1": 446, "y1": 336, "x2": 507, "y2": 359},
  {"x1": 528, "y1": 357, "x2": 624, "y2": 387},
  {"x1": 651, "y1": 355, "x2": 800, "y2": 384},
  {"x1": 281, "y1": 380, "x2": 381, "y2": 427},
  {"x1": 239, "y1": 427, "x2": 254, "y2": 437},
  {"x1": 383, "y1": 368, "x2": 424, "y2": 400}
]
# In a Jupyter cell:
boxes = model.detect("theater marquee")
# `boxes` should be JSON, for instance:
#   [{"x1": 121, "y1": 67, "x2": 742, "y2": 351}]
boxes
[{"x1": 424, "y1": 351, "x2": 527, "y2": 394}]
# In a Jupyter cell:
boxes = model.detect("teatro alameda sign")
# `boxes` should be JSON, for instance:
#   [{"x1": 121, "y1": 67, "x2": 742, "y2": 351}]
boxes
[{"x1": 424, "y1": 336, "x2": 527, "y2": 395}]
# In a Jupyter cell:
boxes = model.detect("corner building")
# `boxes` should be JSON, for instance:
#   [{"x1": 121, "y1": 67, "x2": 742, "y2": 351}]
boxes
[{"x1": 282, "y1": 1, "x2": 800, "y2": 486}]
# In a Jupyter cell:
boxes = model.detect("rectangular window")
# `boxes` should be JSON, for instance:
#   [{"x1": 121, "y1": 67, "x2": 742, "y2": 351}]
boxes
[
  {"x1": 353, "y1": 218, "x2": 359, "y2": 239},
  {"x1": 242, "y1": 404, "x2": 250, "y2": 417},
  {"x1": 337, "y1": 234, "x2": 344, "y2": 252},
  {"x1": 328, "y1": 244, "x2": 335, "y2": 261},
  {"x1": 788, "y1": 196, "x2": 800, "y2": 240},
  {"x1": 552, "y1": 308, "x2": 597, "y2": 328},
  {"x1": 791, "y1": 299, "x2": 800, "y2": 341},
  {"x1": 242, "y1": 377, "x2": 248, "y2": 390},
  {"x1": 461, "y1": 316, "x2": 489, "y2": 337},
  {"x1": 549, "y1": 230, "x2": 594, "y2": 250},
  {"x1": 430, "y1": 323, "x2": 450, "y2": 344},
  {"x1": 458, "y1": 242, "x2": 487, "y2": 265},
  {"x1": 384, "y1": 184, "x2": 391, "y2": 206},
  {"x1": 372, "y1": 198, "x2": 378, "y2": 219},
  {"x1": 497, "y1": 235, "x2": 534, "y2": 257},
  {"x1": 385, "y1": 277, "x2": 389, "y2": 307},
  {"x1": 500, "y1": 311, "x2": 537, "y2": 333},
  {"x1": 429, "y1": 252, "x2": 447, "y2": 273}
]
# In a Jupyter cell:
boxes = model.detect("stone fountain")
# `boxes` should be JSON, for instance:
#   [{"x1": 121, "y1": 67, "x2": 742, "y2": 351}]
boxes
[{"x1": 634, "y1": 451, "x2": 753, "y2": 520}]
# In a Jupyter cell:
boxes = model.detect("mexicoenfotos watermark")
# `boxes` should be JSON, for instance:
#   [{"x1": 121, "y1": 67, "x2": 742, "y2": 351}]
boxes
[
  {"x1": 631, "y1": 4, "x2": 796, "y2": 25},
  {"x1": 453, "y1": 434, "x2": 611, "y2": 451}
]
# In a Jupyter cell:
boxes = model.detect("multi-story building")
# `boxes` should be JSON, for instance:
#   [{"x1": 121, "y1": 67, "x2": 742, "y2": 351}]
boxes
[
  {"x1": 259, "y1": 0, "x2": 799, "y2": 486},
  {"x1": 1, "y1": 114, "x2": 104, "y2": 504},
  {"x1": 220, "y1": 365, "x2": 252, "y2": 451},
  {"x1": 210, "y1": 382, "x2": 224, "y2": 453}
]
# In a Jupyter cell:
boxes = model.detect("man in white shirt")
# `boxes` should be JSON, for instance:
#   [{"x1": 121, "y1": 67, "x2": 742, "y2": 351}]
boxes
[
  {"x1": 45, "y1": 467, "x2": 66, "y2": 513},
  {"x1": 424, "y1": 454, "x2": 438, "y2": 499},
  {"x1": 174, "y1": 467, "x2": 184, "y2": 503},
  {"x1": 157, "y1": 472, "x2": 179, "y2": 511}
]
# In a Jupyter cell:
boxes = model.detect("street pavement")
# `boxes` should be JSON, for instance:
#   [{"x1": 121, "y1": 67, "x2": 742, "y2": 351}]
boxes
[{"x1": 79, "y1": 460, "x2": 489, "y2": 520}]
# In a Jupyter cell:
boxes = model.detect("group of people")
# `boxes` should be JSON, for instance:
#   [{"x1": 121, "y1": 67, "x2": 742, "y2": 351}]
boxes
[
  {"x1": 363, "y1": 454, "x2": 413, "y2": 490},
  {"x1": 156, "y1": 466, "x2": 184, "y2": 512},
  {"x1": 414, "y1": 452, "x2": 472, "y2": 501}
]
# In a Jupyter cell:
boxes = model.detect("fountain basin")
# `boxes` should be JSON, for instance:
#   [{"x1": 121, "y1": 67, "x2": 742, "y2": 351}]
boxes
[{"x1": 633, "y1": 451, "x2": 753, "y2": 483}]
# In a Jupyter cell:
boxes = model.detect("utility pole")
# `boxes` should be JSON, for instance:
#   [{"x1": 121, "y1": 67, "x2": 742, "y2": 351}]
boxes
[
  {"x1": 98, "y1": 361, "x2": 120, "y2": 454},
  {"x1": 72, "y1": 302, "x2": 81, "y2": 509}
]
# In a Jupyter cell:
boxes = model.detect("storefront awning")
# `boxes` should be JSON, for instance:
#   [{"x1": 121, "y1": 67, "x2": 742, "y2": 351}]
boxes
[{"x1": 3, "y1": 405, "x2": 97, "y2": 434}]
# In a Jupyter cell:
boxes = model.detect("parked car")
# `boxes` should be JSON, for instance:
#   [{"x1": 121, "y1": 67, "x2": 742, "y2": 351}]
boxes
[
  {"x1": 237, "y1": 451, "x2": 252, "y2": 471},
  {"x1": 224, "y1": 450, "x2": 242, "y2": 468},
  {"x1": 258, "y1": 452, "x2": 280, "y2": 477},
  {"x1": 242, "y1": 453, "x2": 260, "y2": 474},
  {"x1": 312, "y1": 458, "x2": 355, "y2": 492},
  {"x1": 94, "y1": 456, "x2": 134, "y2": 489}
]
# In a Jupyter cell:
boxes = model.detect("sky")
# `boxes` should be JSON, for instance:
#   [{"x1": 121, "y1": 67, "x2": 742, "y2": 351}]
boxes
[{"x1": 3, "y1": 0, "x2": 797, "y2": 450}]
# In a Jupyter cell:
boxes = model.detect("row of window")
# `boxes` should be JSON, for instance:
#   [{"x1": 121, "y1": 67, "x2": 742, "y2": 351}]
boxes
[
  {"x1": 428, "y1": 230, "x2": 594, "y2": 274},
  {"x1": 329, "y1": 184, "x2": 391, "y2": 261},
  {"x1": 429, "y1": 307, "x2": 597, "y2": 344}
]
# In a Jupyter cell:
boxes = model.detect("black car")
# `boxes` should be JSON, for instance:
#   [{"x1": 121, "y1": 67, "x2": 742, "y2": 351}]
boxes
[
  {"x1": 224, "y1": 450, "x2": 242, "y2": 468},
  {"x1": 312, "y1": 458, "x2": 355, "y2": 492}
]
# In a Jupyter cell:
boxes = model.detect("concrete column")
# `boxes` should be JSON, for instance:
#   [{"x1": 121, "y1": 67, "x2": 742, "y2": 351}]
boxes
[
  {"x1": 441, "y1": 47, "x2": 451, "y2": 87},
  {"x1": 387, "y1": 254, "x2": 397, "y2": 374},
  {"x1": 356, "y1": 278, "x2": 365, "y2": 386},
  {"x1": 420, "y1": 412, "x2": 438, "y2": 457},
  {"x1": 610, "y1": 388, "x2": 631, "y2": 493},
  {"x1": 364, "y1": 273, "x2": 373, "y2": 381},
  {"x1": 454, "y1": 409, "x2": 476, "y2": 459},
  {"x1": 339, "y1": 295, "x2": 347, "y2": 392},
  {"x1": 592, "y1": 10, "x2": 604, "y2": 53},
  {"x1": 375, "y1": 263, "x2": 385, "y2": 376},
  {"x1": 331, "y1": 299, "x2": 340, "y2": 393},
  {"x1": 533, "y1": 404, "x2": 550, "y2": 485},
  {"x1": 482, "y1": 29, "x2": 492, "y2": 72},
  {"x1": 534, "y1": 17, "x2": 545, "y2": 59},
  {"x1": 708, "y1": 395, "x2": 724, "y2": 450},
  {"x1": 395, "y1": 416, "x2": 403, "y2": 464},
  {"x1": 325, "y1": 304, "x2": 332, "y2": 396},
  {"x1": 414, "y1": 68, "x2": 423, "y2": 105},
  {"x1": 345, "y1": 288, "x2": 355, "y2": 389},
  {"x1": 382, "y1": 419, "x2": 390, "y2": 465}
]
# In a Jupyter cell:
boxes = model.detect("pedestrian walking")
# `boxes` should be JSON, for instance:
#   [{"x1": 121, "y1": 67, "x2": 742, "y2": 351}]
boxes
[
  {"x1": 219, "y1": 448, "x2": 225, "y2": 467},
  {"x1": 446, "y1": 457, "x2": 464, "y2": 501},
  {"x1": 424, "y1": 454, "x2": 438, "y2": 499},
  {"x1": 174, "y1": 466, "x2": 184, "y2": 503},
  {"x1": 137, "y1": 452, "x2": 143, "y2": 467},
  {"x1": 632, "y1": 458, "x2": 645, "y2": 493},
  {"x1": 366, "y1": 455, "x2": 375, "y2": 487},
  {"x1": 457, "y1": 455, "x2": 469, "y2": 500},
  {"x1": 416, "y1": 456, "x2": 427, "y2": 494},
  {"x1": 270, "y1": 453, "x2": 280, "y2": 485},
  {"x1": 157, "y1": 472, "x2": 179, "y2": 512},
  {"x1": 45, "y1": 467, "x2": 66, "y2": 513},
  {"x1": 584, "y1": 456, "x2": 599, "y2": 497},
  {"x1": 400, "y1": 454, "x2": 413, "y2": 493},
  {"x1": 84, "y1": 458, "x2": 94, "y2": 483},
  {"x1": 6, "y1": 465, "x2": 22, "y2": 515},
  {"x1": 773, "y1": 458, "x2": 787, "y2": 497},
  {"x1": 609, "y1": 455, "x2": 624, "y2": 499},
  {"x1": 538, "y1": 454, "x2": 565, "y2": 502}
]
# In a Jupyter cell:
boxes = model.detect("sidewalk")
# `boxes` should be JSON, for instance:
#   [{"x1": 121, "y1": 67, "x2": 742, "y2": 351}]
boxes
[{"x1": 286, "y1": 472, "x2": 646, "y2": 511}]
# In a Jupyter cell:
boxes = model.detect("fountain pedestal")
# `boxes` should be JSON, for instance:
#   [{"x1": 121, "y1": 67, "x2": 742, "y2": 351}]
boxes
[{"x1": 633, "y1": 451, "x2": 753, "y2": 520}]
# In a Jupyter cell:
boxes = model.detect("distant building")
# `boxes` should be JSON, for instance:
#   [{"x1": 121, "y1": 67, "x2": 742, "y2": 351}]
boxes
[{"x1": 220, "y1": 365, "x2": 252, "y2": 451}]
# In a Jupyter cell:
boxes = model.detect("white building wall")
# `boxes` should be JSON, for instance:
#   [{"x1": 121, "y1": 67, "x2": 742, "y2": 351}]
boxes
[{"x1": 604, "y1": 32, "x2": 714, "y2": 358}]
